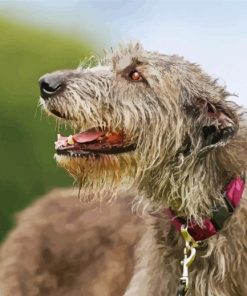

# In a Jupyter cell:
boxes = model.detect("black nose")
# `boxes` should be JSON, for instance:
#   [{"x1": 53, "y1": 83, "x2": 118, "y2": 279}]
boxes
[{"x1": 39, "y1": 73, "x2": 64, "y2": 99}]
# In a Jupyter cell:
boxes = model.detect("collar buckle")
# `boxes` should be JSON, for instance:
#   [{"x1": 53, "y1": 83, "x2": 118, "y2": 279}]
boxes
[{"x1": 177, "y1": 225, "x2": 198, "y2": 295}]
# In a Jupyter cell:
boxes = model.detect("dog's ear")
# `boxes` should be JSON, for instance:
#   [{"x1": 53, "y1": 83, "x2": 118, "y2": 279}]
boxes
[{"x1": 186, "y1": 98, "x2": 239, "y2": 149}]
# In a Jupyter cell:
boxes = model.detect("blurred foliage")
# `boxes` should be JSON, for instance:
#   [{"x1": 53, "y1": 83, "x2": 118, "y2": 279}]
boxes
[{"x1": 0, "y1": 18, "x2": 93, "y2": 241}]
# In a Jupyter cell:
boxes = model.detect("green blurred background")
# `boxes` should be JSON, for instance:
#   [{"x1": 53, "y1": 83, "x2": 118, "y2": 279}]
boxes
[{"x1": 0, "y1": 18, "x2": 93, "y2": 241}]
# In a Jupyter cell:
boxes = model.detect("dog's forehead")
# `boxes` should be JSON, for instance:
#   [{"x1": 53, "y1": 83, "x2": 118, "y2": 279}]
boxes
[
  {"x1": 105, "y1": 43, "x2": 185, "y2": 73},
  {"x1": 105, "y1": 42, "x2": 150, "y2": 71}
]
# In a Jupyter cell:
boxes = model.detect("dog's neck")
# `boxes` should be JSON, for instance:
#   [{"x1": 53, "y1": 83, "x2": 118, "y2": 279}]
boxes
[
  {"x1": 166, "y1": 175, "x2": 245, "y2": 240},
  {"x1": 164, "y1": 125, "x2": 247, "y2": 222}
]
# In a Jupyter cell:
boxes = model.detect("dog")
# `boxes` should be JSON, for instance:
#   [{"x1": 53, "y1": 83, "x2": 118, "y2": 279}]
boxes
[{"x1": 1, "y1": 42, "x2": 247, "y2": 295}]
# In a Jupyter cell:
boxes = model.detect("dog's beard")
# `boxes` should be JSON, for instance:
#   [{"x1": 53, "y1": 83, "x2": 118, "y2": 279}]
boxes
[{"x1": 55, "y1": 152, "x2": 138, "y2": 201}]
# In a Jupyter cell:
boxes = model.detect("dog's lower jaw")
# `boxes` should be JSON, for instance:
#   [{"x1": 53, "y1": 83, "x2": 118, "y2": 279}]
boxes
[{"x1": 55, "y1": 152, "x2": 138, "y2": 198}]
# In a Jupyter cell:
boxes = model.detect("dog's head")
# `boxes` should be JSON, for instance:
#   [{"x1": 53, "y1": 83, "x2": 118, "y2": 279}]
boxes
[{"x1": 39, "y1": 43, "x2": 240, "y2": 212}]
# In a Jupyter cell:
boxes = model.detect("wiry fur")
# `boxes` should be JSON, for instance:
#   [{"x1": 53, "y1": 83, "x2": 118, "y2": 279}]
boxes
[
  {"x1": 2, "y1": 42, "x2": 247, "y2": 295},
  {"x1": 41, "y1": 43, "x2": 247, "y2": 219}
]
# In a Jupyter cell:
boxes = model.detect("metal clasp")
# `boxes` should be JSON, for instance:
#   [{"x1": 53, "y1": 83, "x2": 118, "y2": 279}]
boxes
[{"x1": 177, "y1": 225, "x2": 198, "y2": 296}]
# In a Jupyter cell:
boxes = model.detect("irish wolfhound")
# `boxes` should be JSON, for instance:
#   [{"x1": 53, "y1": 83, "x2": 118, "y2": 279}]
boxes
[
  {"x1": 37, "y1": 42, "x2": 247, "y2": 295},
  {"x1": 2, "y1": 42, "x2": 247, "y2": 295}
]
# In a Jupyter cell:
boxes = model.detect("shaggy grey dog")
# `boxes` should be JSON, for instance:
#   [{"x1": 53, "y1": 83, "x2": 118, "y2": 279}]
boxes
[{"x1": 1, "y1": 43, "x2": 247, "y2": 295}]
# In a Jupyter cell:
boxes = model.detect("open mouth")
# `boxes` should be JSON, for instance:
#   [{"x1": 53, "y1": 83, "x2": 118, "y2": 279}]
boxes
[{"x1": 55, "y1": 128, "x2": 137, "y2": 157}]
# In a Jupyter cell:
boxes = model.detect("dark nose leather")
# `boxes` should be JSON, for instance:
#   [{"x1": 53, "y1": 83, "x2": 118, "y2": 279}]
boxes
[{"x1": 39, "y1": 73, "x2": 64, "y2": 99}]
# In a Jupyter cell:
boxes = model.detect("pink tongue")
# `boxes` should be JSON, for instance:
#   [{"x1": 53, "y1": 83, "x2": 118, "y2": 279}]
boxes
[{"x1": 73, "y1": 129, "x2": 104, "y2": 143}]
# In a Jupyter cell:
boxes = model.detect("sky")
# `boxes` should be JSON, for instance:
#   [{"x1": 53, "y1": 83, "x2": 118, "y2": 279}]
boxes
[{"x1": 0, "y1": 0, "x2": 246, "y2": 106}]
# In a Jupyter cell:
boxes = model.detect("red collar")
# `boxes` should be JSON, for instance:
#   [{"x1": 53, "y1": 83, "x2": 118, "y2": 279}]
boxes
[{"x1": 165, "y1": 176, "x2": 245, "y2": 241}]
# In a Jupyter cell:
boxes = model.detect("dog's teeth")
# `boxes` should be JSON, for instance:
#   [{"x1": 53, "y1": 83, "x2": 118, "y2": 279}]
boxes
[{"x1": 68, "y1": 135, "x2": 75, "y2": 145}]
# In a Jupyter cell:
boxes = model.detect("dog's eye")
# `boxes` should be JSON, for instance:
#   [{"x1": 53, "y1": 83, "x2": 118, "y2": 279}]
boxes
[{"x1": 129, "y1": 70, "x2": 143, "y2": 81}]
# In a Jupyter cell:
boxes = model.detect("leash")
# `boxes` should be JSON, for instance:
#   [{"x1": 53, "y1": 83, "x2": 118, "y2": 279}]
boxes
[{"x1": 176, "y1": 225, "x2": 199, "y2": 296}]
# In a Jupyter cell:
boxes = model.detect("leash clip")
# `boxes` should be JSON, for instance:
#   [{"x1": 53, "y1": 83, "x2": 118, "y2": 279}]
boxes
[{"x1": 177, "y1": 225, "x2": 198, "y2": 295}]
